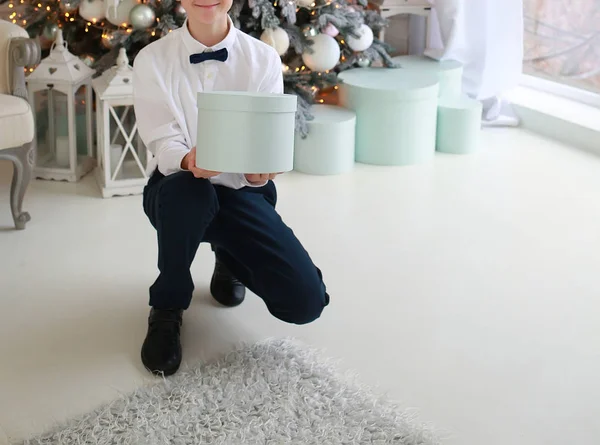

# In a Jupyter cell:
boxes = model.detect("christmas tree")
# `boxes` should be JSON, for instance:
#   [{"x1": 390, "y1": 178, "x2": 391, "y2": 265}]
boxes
[{"x1": 2, "y1": 0, "x2": 394, "y2": 132}]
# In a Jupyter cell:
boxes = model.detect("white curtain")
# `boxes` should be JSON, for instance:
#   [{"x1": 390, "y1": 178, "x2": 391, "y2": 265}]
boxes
[{"x1": 427, "y1": 0, "x2": 524, "y2": 124}]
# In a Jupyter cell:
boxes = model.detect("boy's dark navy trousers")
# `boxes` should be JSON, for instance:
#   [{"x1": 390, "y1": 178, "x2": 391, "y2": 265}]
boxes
[{"x1": 143, "y1": 170, "x2": 329, "y2": 325}]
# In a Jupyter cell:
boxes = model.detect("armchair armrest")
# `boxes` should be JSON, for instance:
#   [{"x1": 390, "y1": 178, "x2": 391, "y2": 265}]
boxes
[{"x1": 9, "y1": 36, "x2": 40, "y2": 99}]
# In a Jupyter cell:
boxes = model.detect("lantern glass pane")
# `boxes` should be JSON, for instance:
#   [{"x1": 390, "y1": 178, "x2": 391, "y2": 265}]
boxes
[
  {"x1": 108, "y1": 105, "x2": 145, "y2": 180},
  {"x1": 74, "y1": 85, "x2": 93, "y2": 157},
  {"x1": 34, "y1": 88, "x2": 71, "y2": 169}
]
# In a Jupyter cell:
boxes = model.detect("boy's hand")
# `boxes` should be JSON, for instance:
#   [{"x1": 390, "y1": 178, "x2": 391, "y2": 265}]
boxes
[
  {"x1": 181, "y1": 147, "x2": 221, "y2": 179},
  {"x1": 245, "y1": 173, "x2": 281, "y2": 185}
]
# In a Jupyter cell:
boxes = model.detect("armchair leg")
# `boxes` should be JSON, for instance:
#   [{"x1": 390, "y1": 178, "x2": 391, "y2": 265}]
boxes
[
  {"x1": 10, "y1": 146, "x2": 32, "y2": 230},
  {"x1": 0, "y1": 141, "x2": 34, "y2": 230}
]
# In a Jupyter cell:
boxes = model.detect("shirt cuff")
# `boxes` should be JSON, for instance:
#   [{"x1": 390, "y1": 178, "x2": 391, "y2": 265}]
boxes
[
  {"x1": 241, "y1": 175, "x2": 268, "y2": 188},
  {"x1": 157, "y1": 148, "x2": 188, "y2": 176}
]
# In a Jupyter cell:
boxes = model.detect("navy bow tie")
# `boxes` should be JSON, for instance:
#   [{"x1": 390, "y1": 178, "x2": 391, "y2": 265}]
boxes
[{"x1": 189, "y1": 48, "x2": 228, "y2": 64}]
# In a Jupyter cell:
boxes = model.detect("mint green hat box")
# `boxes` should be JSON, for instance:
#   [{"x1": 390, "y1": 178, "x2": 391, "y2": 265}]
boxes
[
  {"x1": 294, "y1": 105, "x2": 356, "y2": 175},
  {"x1": 338, "y1": 68, "x2": 439, "y2": 166},
  {"x1": 392, "y1": 55, "x2": 463, "y2": 98},
  {"x1": 436, "y1": 95, "x2": 483, "y2": 154},
  {"x1": 196, "y1": 92, "x2": 297, "y2": 173}
]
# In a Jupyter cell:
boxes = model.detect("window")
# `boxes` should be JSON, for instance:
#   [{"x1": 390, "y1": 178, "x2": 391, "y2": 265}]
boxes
[{"x1": 523, "y1": 0, "x2": 600, "y2": 94}]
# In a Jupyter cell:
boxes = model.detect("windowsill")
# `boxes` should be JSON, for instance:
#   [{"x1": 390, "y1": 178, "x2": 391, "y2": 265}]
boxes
[
  {"x1": 507, "y1": 78, "x2": 600, "y2": 157},
  {"x1": 508, "y1": 86, "x2": 600, "y2": 132}
]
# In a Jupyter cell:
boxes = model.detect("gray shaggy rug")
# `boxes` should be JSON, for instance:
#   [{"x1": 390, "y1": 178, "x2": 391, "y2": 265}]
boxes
[{"x1": 22, "y1": 338, "x2": 439, "y2": 444}]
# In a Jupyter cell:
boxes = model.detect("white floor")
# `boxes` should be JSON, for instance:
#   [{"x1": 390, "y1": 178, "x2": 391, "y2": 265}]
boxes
[{"x1": 1, "y1": 128, "x2": 600, "y2": 445}]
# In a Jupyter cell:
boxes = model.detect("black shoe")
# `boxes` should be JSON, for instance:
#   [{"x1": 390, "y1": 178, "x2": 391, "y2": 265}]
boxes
[
  {"x1": 210, "y1": 257, "x2": 246, "y2": 307},
  {"x1": 141, "y1": 308, "x2": 183, "y2": 376}
]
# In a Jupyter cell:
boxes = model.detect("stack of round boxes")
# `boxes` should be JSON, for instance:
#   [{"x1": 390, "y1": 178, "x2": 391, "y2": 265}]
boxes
[{"x1": 293, "y1": 55, "x2": 483, "y2": 175}]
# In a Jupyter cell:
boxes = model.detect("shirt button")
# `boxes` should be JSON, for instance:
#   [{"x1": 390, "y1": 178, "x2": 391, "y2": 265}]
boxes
[{"x1": 207, "y1": 73, "x2": 214, "y2": 79}]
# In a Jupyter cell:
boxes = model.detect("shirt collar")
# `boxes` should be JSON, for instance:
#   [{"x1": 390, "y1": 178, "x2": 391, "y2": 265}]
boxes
[{"x1": 180, "y1": 16, "x2": 237, "y2": 54}]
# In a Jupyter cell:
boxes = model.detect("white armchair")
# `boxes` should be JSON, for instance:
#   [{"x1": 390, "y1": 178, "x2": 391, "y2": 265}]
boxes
[{"x1": 0, "y1": 19, "x2": 40, "y2": 229}]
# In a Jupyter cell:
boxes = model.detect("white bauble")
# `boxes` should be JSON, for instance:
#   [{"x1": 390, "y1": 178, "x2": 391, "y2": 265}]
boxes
[
  {"x1": 346, "y1": 24, "x2": 374, "y2": 52},
  {"x1": 79, "y1": 0, "x2": 106, "y2": 22},
  {"x1": 296, "y1": 0, "x2": 313, "y2": 7},
  {"x1": 302, "y1": 34, "x2": 340, "y2": 72},
  {"x1": 106, "y1": 0, "x2": 140, "y2": 26},
  {"x1": 260, "y1": 27, "x2": 290, "y2": 56}
]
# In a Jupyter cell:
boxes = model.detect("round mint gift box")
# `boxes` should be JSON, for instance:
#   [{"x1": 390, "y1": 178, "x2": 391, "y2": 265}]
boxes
[
  {"x1": 392, "y1": 55, "x2": 463, "y2": 98},
  {"x1": 436, "y1": 95, "x2": 483, "y2": 154},
  {"x1": 196, "y1": 91, "x2": 298, "y2": 173},
  {"x1": 338, "y1": 68, "x2": 439, "y2": 166},
  {"x1": 294, "y1": 105, "x2": 356, "y2": 175}
]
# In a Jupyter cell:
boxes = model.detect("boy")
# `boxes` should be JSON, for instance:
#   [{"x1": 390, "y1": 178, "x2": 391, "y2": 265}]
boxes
[{"x1": 132, "y1": 0, "x2": 329, "y2": 376}]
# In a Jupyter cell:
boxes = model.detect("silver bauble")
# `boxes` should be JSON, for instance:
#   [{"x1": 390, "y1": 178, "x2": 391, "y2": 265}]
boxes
[
  {"x1": 174, "y1": 3, "x2": 187, "y2": 19},
  {"x1": 80, "y1": 54, "x2": 95, "y2": 67},
  {"x1": 357, "y1": 55, "x2": 371, "y2": 67},
  {"x1": 101, "y1": 30, "x2": 119, "y2": 49},
  {"x1": 129, "y1": 4, "x2": 155, "y2": 29},
  {"x1": 59, "y1": 1, "x2": 77, "y2": 12},
  {"x1": 302, "y1": 24, "x2": 318, "y2": 38},
  {"x1": 42, "y1": 22, "x2": 59, "y2": 40}
]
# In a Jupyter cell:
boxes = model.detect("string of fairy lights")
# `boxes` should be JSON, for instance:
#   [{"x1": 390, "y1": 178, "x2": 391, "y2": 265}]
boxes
[
  {"x1": 7, "y1": 0, "x2": 347, "y2": 40},
  {"x1": 6, "y1": 0, "x2": 178, "y2": 43},
  {"x1": 6, "y1": 0, "x2": 367, "y2": 100},
  {"x1": 276, "y1": 0, "x2": 359, "y2": 93}
]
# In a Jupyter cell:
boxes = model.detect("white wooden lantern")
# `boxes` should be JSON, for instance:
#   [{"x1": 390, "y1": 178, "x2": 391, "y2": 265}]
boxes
[
  {"x1": 27, "y1": 30, "x2": 95, "y2": 182},
  {"x1": 92, "y1": 48, "x2": 152, "y2": 198}
]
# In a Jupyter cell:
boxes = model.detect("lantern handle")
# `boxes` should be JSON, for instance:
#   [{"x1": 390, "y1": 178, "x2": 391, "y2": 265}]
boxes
[
  {"x1": 50, "y1": 29, "x2": 68, "y2": 54},
  {"x1": 116, "y1": 47, "x2": 129, "y2": 67}
]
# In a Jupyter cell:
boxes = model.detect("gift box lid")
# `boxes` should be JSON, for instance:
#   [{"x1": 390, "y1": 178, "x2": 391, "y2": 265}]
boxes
[
  {"x1": 338, "y1": 68, "x2": 439, "y2": 101},
  {"x1": 392, "y1": 55, "x2": 463, "y2": 73},
  {"x1": 438, "y1": 95, "x2": 482, "y2": 111},
  {"x1": 197, "y1": 91, "x2": 298, "y2": 113},
  {"x1": 370, "y1": 0, "x2": 430, "y2": 6},
  {"x1": 308, "y1": 105, "x2": 356, "y2": 125}
]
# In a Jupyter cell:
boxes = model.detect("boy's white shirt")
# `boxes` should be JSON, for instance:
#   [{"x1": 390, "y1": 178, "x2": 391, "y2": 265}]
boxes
[{"x1": 132, "y1": 17, "x2": 284, "y2": 189}]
